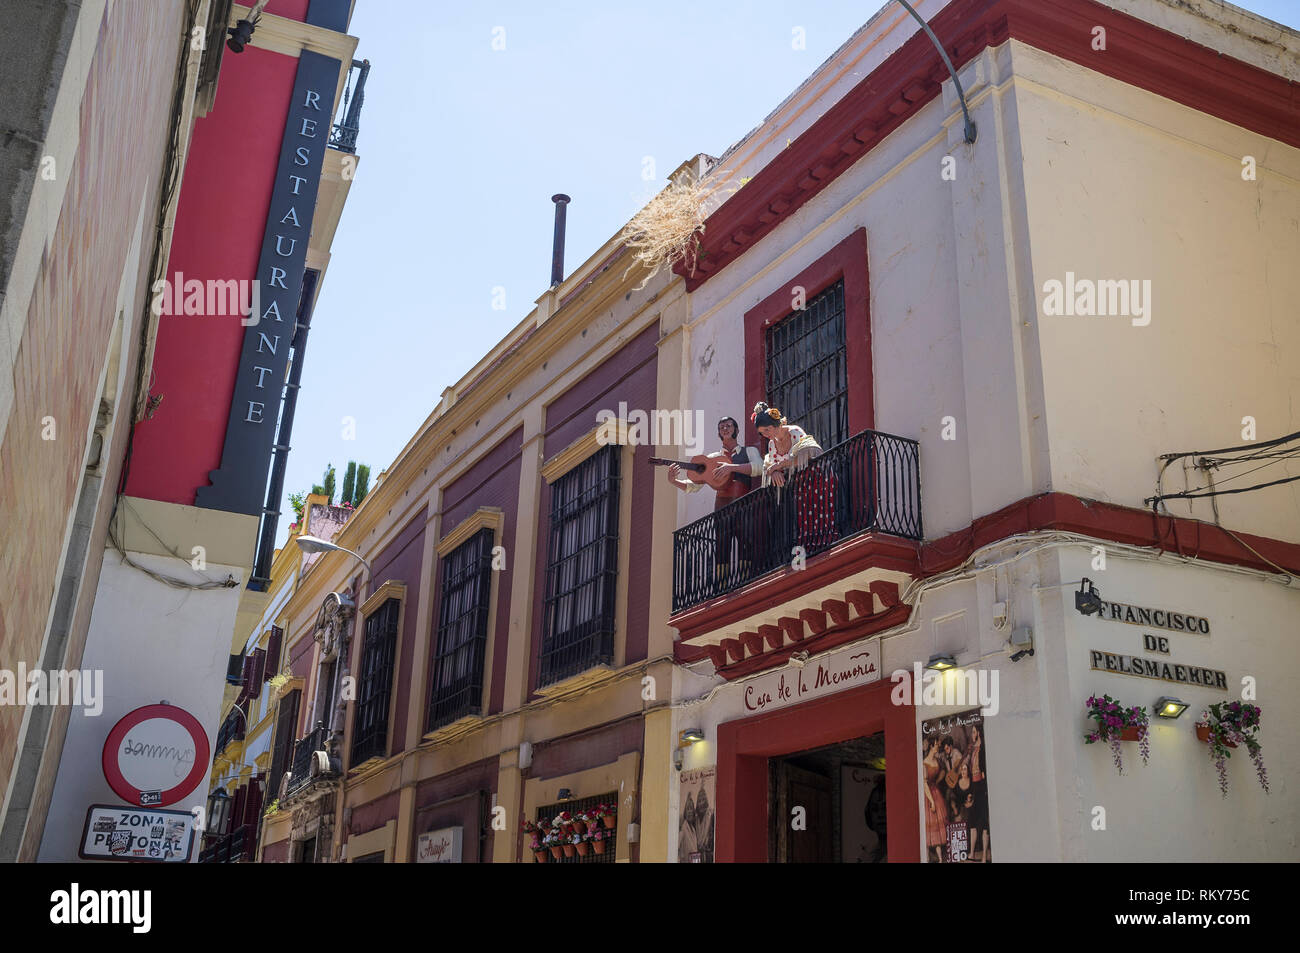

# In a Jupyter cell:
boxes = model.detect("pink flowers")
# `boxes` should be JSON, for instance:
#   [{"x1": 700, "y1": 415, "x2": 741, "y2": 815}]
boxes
[
  {"x1": 1083, "y1": 694, "x2": 1149, "y2": 775},
  {"x1": 1200, "y1": 702, "x2": 1267, "y2": 797}
]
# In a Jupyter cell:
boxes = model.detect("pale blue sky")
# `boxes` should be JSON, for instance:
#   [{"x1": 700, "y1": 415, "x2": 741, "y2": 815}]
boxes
[{"x1": 277, "y1": 0, "x2": 1300, "y2": 547}]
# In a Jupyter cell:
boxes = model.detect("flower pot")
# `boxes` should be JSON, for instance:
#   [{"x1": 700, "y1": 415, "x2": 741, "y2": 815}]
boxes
[
  {"x1": 602, "y1": 815, "x2": 616, "y2": 830},
  {"x1": 1196, "y1": 723, "x2": 1236, "y2": 747},
  {"x1": 534, "y1": 849, "x2": 549, "y2": 864},
  {"x1": 573, "y1": 819, "x2": 587, "y2": 835},
  {"x1": 550, "y1": 845, "x2": 563, "y2": 859},
  {"x1": 575, "y1": 840, "x2": 590, "y2": 856},
  {"x1": 592, "y1": 838, "x2": 607, "y2": 855},
  {"x1": 1118, "y1": 726, "x2": 1141, "y2": 742},
  {"x1": 562, "y1": 843, "x2": 576, "y2": 858}
]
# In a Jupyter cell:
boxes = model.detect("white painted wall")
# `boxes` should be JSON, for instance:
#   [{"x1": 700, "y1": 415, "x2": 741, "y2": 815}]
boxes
[
  {"x1": 1014, "y1": 40, "x2": 1300, "y2": 542},
  {"x1": 37, "y1": 551, "x2": 246, "y2": 862}
]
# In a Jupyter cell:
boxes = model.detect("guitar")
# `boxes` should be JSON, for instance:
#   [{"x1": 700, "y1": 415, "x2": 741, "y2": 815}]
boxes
[
  {"x1": 649, "y1": 453, "x2": 752, "y2": 491},
  {"x1": 944, "y1": 751, "x2": 967, "y2": 789}
]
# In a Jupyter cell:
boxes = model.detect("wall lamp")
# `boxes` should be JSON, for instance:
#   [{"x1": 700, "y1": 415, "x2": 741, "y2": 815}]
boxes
[
  {"x1": 1075, "y1": 578, "x2": 1103, "y2": 616},
  {"x1": 1154, "y1": 697, "x2": 1189, "y2": 719},
  {"x1": 557, "y1": 788, "x2": 573, "y2": 801},
  {"x1": 925, "y1": 653, "x2": 957, "y2": 672},
  {"x1": 674, "y1": 729, "x2": 705, "y2": 772},
  {"x1": 227, "y1": 0, "x2": 271, "y2": 53}
]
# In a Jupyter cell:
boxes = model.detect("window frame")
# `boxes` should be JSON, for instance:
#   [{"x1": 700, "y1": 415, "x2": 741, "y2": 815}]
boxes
[
  {"x1": 349, "y1": 586, "x2": 405, "y2": 767},
  {"x1": 427, "y1": 517, "x2": 500, "y2": 733},
  {"x1": 537, "y1": 441, "x2": 623, "y2": 690},
  {"x1": 743, "y1": 228, "x2": 872, "y2": 451}
]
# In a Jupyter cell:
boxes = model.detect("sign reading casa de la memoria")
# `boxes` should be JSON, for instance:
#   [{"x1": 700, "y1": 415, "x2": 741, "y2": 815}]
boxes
[{"x1": 742, "y1": 638, "x2": 881, "y2": 714}]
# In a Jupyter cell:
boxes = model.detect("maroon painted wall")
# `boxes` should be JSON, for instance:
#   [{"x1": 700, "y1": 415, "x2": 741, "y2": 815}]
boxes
[
  {"x1": 366, "y1": 509, "x2": 427, "y2": 753},
  {"x1": 529, "y1": 715, "x2": 643, "y2": 780},
  {"x1": 349, "y1": 790, "x2": 400, "y2": 837},
  {"x1": 413, "y1": 755, "x2": 499, "y2": 863},
  {"x1": 527, "y1": 323, "x2": 659, "y2": 694},
  {"x1": 436, "y1": 427, "x2": 523, "y2": 717}
]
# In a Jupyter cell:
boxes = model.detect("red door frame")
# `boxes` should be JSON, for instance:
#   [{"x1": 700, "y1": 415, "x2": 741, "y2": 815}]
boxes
[{"x1": 716, "y1": 677, "x2": 918, "y2": 862}]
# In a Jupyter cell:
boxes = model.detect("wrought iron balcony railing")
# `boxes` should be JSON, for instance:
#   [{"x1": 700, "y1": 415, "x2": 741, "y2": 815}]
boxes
[
  {"x1": 327, "y1": 59, "x2": 369, "y2": 155},
  {"x1": 214, "y1": 707, "x2": 245, "y2": 758},
  {"x1": 198, "y1": 824, "x2": 254, "y2": 863},
  {"x1": 671, "y1": 429, "x2": 922, "y2": 613},
  {"x1": 285, "y1": 723, "x2": 334, "y2": 798}
]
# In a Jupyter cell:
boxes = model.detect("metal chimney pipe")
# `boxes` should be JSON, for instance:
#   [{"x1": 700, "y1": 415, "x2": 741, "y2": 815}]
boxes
[{"x1": 550, "y1": 194, "x2": 570, "y2": 286}]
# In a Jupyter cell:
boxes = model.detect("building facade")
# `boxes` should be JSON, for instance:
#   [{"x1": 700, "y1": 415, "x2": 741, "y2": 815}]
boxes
[
  {"x1": 665, "y1": 0, "x2": 1299, "y2": 863},
  {"x1": 2, "y1": 0, "x2": 366, "y2": 862},
  {"x1": 0, "y1": 0, "x2": 230, "y2": 862},
  {"x1": 257, "y1": 173, "x2": 707, "y2": 861}
]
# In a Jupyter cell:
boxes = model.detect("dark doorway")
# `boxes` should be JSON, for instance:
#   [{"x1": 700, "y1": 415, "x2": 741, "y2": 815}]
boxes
[
  {"x1": 770, "y1": 733, "x2": 887, "y2": 863},
  {"x1": 295, "y1": 835, "x2": 317, "y2": 864}
]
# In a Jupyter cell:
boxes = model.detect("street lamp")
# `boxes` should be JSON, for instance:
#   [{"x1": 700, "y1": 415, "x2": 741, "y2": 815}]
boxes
[{"x1": 295, "y1": 535, "x2": 372, "y2": 574}]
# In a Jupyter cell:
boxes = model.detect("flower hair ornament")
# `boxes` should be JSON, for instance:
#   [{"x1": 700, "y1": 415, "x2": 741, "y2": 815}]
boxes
[{"x1": 750, "y1": 402, "x2": 783, "y2": 427}]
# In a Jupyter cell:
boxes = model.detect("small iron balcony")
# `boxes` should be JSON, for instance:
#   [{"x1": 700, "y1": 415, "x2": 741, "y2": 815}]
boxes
[{"x1": 671, "y1": 429, "x2": 922, "y2": 613}]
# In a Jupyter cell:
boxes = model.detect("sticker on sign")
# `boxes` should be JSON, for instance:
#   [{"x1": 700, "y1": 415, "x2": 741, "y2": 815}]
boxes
[{"x1": 78, "y1": 805, "x2": 196, "y2": 863}]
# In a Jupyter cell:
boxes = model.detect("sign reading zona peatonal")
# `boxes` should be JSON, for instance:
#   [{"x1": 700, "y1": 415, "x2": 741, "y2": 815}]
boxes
[{"x1": 101, "y1": 704, "x2": 210, "y2": 807}]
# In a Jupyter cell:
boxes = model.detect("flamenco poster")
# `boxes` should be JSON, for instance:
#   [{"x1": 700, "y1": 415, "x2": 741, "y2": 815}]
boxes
[
  {"x1": 920, "y1": 708, "x2": 992, "y2": 863},
  {"x1": 678, "y1": 767, "x2": 716, "y2": 863}
]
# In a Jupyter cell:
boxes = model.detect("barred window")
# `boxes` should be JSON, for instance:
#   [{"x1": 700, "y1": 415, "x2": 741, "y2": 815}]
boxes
[
  {"x1": 764, "y1": 278, "x2": 849, "y2": 450},
  {"x1": 351, "y1": 598, "x2": 400, "y2": 765},
  {"x1": 428, "y1": 528, "x2": 495, "y2": 731},
  {"x1": 535, "y1": 792, "x2": 618, "y2": 864},
  {"x1": 539, "y1": 445, "x2": 620, "y2": 687}
]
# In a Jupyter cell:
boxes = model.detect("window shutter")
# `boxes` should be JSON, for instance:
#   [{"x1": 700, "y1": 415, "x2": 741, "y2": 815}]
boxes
[
  {"x1": 266, "y1": 626, "x2": 284, "y2": 679},
  {"x1": 249, "y1": 649, "x2": 266, "y2": 699},
  {"x1": 226, "y1": 653, "x2": 244, "y2": 684}
]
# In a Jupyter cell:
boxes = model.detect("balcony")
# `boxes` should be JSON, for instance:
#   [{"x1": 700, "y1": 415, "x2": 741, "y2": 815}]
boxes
[
  {"x1": 670, "y1": 429, "x2": 922, "y2": 673},
  {"x1": 199, "y1": 824, "x2": 254, "y2": 863},
  {"x1": 213, "y1": 708, "x2": 245, "y2": 758},
  {"x1": 328, "y1": 59, "x2": 369, "y2": 154},
  {"x1": 285, "y1": 724, "x2": 338, "y2": 800}
]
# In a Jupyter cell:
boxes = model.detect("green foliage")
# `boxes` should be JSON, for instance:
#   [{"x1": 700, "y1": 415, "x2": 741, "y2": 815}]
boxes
[
  {"x1": 288, "y1": 491, "x2": 307, "y2": 525},
  {"x1": 341, "y1": 461, "x2": 357, "y2": 508},
  {"x1": 355, "y1": 464, "x2": 371, "y2": 504}
]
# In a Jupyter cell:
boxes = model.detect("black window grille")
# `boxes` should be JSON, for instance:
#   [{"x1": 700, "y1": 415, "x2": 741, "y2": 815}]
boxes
[
  {"x1": 765, "y1": 278, "x2": 849, "y2": 451},
  {"x1": 535, "y1": 792, "x2": 618, "y2": 864},
  {"x1": 428, "y1": 528, "x2": 496, "y2": 731},
  {"x1": 266, "y1": 689, "x2": 301, "y2": 800},
  {"x1": 351, "y1": 598, "x2": 400, "y2": 765},
  {"x1": 539, "y1": 445, "x2": 620, "y2": 688}
]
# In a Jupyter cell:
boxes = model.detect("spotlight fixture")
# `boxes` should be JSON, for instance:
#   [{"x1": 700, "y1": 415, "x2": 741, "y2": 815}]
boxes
[
  {"x1": 679, "y1": 728, "x2": 705, "y2": 746},
  {"x1": 1154, "y1": 697, "x2": 1189, "y2": 719},
  {"x1": 556, "y1": 788, "x2": 573, "y2": 801},
  {"x1": 1010, "y1": 648, "x2": 1035, "y2": 662},
  {"x1": 227, "y1": 0, "x2": 271, "y2": 53},
  {"x1": 925, "y1": 653, "x2": 957, "y2": 672},
  {"x1": 1075, "y1": 577, "x2": 1103, "y2": 616}
]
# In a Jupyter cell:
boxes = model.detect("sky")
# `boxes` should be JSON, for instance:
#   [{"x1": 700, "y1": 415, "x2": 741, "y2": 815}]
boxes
[{"x1": 276, "y1": 0, "x2": 1300, "y2": 548}]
